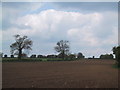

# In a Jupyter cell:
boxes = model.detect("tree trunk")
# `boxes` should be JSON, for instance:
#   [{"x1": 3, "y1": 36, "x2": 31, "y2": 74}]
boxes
[
  {"x1": 62, "y1": 50, "x2": 65, "y2": 60},
  {"x1": 18, "y1": 49, "x2": 22, "y2": 60}
]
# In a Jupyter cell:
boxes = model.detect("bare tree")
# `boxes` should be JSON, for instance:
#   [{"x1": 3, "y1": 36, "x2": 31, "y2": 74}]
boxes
[
  {"x1": 10, "y1": 35, "x2": 33, "y2": 59},
  {"x1": 54, "y1": 40, "x2": 70, "y2": 60}
]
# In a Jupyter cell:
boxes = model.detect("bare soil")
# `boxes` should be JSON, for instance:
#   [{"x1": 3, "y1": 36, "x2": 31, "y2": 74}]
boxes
[{"x1": 2, "y1": 59, "x2": 118, "y2": 88}]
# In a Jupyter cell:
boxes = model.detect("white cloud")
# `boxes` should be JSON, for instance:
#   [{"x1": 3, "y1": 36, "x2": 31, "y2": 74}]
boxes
[
  {"x1": 14, "y1": 9, "x2": 103, "y2": 39},
  {"x1": 3, "y1": 9, "x2": 118, "y2": 57}
]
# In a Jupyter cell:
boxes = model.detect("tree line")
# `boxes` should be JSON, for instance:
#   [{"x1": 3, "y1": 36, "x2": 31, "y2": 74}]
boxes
[
  {"x1": 1, "y1": 35, "x2": 85, "y2": 60},
  {"x1": 1, "y1": 34, "x2": 120, "y2": 66}
]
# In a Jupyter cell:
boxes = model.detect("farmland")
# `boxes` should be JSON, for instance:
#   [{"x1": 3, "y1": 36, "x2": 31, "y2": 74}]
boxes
[{"x1": 2, "y1": 59, "x2": 118, "y2": 88}]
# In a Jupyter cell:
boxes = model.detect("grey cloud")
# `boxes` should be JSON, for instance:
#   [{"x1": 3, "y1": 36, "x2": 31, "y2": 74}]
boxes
[
  {"x1": 53, "y1": 2, "x2": 118, "y2": 12},
  {"x1": 2, "y1": 2, "x2": 42, "y2": 30}
]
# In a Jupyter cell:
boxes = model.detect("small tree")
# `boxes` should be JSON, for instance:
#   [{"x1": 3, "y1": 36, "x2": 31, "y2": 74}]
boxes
[
  {"x1": 10, "y1": 35, "x2": 33, "y2": 59},
  {"x1": 54, "y1": 40, "x2": 70, "y2": 60},
  {"x1": 77, "y1": 52, "x2": 84, "y2": 59},
  {"x1": 112, "y1": 46, "x2": 120, "y2": 66}
]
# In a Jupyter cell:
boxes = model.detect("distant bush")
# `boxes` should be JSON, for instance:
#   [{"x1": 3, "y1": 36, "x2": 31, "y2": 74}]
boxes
[
  {"x1": 58, "y1": 53, "x2": 68, "y2": 58},
  {"x1": 68, "y1": 54, "x2": 76, "y2": 60},
  {"x1": 77, "y1": 52, "x2": 85, "y2": 59},
  {"x1": 4, "y1": 54, "x2": 7, "y2": 58},
  {"x1": 21, "y1": 53, "x2": 28, "y2": 58},
  {"x1": 30, "y1": 55, "x2": 36, "y2": 58},
  {"x1": 37, "y1": 55, "x2": 44, "y2": 58},
  {"x1": 47, "y1": 55, "x2": 57, "y2": 58},
  {"x1": 100, "y1": 54, "x2": 113, "y2": 59},
  {"x1": 10, "y1": 55, "x2": 14, "y2": 58}
]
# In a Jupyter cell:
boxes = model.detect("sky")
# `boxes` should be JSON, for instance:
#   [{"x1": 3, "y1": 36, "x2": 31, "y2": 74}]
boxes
[{"x1": 1, "y1": 2, "x2": 118, "y2": 58}]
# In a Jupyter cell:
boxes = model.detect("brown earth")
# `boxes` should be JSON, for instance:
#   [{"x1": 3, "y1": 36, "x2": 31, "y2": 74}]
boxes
[{"x1": 2, "y1": 59, "x2": 118, "y2": 88}]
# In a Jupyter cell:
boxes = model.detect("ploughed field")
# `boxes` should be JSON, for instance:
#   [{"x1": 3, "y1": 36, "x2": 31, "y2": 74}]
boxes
[{"x1": 2, "y1": 59, "x2": 118, "y2": 88}]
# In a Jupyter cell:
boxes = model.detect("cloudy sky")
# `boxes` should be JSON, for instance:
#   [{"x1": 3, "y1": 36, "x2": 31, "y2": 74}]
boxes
[{"x1": 1, "y1": 2, "x2": 118, "y2": 58}]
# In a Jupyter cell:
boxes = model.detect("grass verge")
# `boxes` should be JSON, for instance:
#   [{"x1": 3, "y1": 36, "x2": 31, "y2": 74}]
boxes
[{"x1": 112, "y1": 64, "x2": 120, "y2": 69}]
